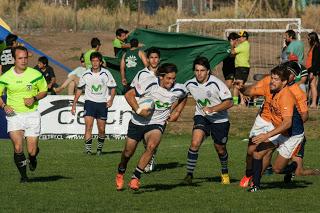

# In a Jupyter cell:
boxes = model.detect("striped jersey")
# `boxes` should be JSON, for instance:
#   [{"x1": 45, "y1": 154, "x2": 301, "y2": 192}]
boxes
[
  {"x1": 184, "y1": 75, "x2": 232, "y2": 123},
  {"x1": 78, "y1": 68, "x2": 117, "y2": 103},
  {"x1": 130, "y1": 74, "x2": 186, "y2": 125}
]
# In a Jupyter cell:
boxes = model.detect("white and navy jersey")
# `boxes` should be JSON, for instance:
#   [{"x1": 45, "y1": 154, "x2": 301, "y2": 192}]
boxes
[
  {"x1": 78, "y1": 68, "x2": 117, "y2": 103},
  {"x1": 185, "y1": 75, "x2": 232, "y2": 123},
  {"x1": 130, "y1": 67, "x2": 156, "y2": 89},
  {"x1": 131, "y1": 76, "x2": 187, "y2": 125}
]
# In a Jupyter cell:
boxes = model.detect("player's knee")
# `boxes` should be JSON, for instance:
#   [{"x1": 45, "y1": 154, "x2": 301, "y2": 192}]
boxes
[
  {"x1": 146, "y1": 143, "x2": 157, "y2": 152},
  {"x1": 253, "y1": 151, "x2": 263, "y2": 160},
  {"x1": 272, "y1": 166, "x2": 282, "y2": 174},
  {"x1": 190, "y1": 141, "x2": 201, "y2": 150}
]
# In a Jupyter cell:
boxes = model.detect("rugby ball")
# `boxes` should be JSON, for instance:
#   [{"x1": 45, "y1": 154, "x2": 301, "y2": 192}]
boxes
[{"x1": 138, "y1": 97, "x2": 155, "y2": 110}]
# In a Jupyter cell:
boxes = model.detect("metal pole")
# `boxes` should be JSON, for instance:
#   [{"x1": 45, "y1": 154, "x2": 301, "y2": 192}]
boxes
[
  {"x1": 73, "y1": 0, "x2": 77, "y2": 32},
  {"x1": 235, "y1": 0, "x2": 238, "y2": 18},
  {"x1": 137, "y1": 0, "x2": 141, "y2": 27}
]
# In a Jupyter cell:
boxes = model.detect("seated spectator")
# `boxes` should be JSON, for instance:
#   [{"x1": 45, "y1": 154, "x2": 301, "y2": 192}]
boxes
[
  {"x1": 34, "y1": 56, "x2": 58, "y2": 95},
  {"x1": 0, "y1": 33, "x2": 18, "y2": 75},
  {"x1": 54, "y1": 54, "x2": 86, "y2": 95}
]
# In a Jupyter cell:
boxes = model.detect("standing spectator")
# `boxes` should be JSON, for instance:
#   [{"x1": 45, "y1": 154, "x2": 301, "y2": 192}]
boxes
[
  {"x1": 0, "y1": 34, "x2": 18, "y2": 75},
  {"x1": 231, "y1": 30, "x2": 250, "y2": 106},
  {"x1": 0, "y1": 46, "x2": 48, "y2": 182},
  {"x1": 222, "y1": 32, "x2": 240, "y2": 89},
  {"x1": 120, "y1": 38, "x2": 148, "y2": 93},
  {"x1": 54, "y1": 54, "x2": 86, "y2": 95},
  {"x1": 34, "y1": 56, "x2": 58, "y2": 95},
  {"x1": 284, "y1": 30, "x2": 304, "y2": 64},
  {"x1": 306, "y1": 32, "x2": 320, "y2": 109},
  {"x1": 84, "y1": 38, "x2": 102, "y2": 69},
  {"x1": 112, "y1": 28, "x2": 131, "y2": 57}
]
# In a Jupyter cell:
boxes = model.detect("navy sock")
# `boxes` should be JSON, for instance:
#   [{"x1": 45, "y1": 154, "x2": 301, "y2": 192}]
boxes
[
  {"x1": 97, "y1": 136, "x2": 105, "y2": 151},
  {"x1": 252, "y1": 158, "x2": 262, "y2": 187},
  {"x1": 218, "y1": 151, "x2": 229, "y2": 174},
  {"x1": 280, "y1": 162, "x2": 297, "y2": 174},
  {"x1": 246, "y1": 169, "x2": 253, "y2": 177},
  {"x1": 85, "y1": 138, "x2": 92, "y2": 153},
  {"x1": 132, "y1": 167, "x2": 144, "y2": 179},
  {"x1": 186, "y1": 148, "x2": 198, "y2": 176}
]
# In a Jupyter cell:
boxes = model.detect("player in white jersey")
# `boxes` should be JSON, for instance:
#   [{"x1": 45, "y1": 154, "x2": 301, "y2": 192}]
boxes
[
  {"x1": 132, "y1": 47, "x2": 161, "y2": 172},
  {"x1": 182, "y1": 56, "x2": 233, "y2": 185},
  {"x1": 71, "y1": 52, "x2": 116, "y2": 155},
  {"x1": 115, "y1": 63, "x2": 187, "y2": 191}
]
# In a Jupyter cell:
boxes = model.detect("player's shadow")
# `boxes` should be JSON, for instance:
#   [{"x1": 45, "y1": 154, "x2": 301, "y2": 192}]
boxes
[
  {"x1": 137, "y1": 181, "x2": 201, "y2": 193},
  {"x1": 97, "y1": 150, "x2": 122, "y2": 155},
  {"x1": 197, "y1": 176, "x2": 240, "y2": 183},
  {"x1": 28, "y1": 175, "x2": 72, "y2": 183},
  {"x1": 262, "y1": 180, "x2": 313, "y2": 190},
  {"x1": 153, "y1": 162, "x2": 186, "y2": 172}
]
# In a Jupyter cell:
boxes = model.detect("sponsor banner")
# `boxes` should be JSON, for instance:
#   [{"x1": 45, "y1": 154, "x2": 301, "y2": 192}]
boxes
[
  {"x1": 39, "y1": 134, "x2": 127, "y2": 140},
  {"x1": 38, "y1": 95, "x2": 132, "y2": 139}
]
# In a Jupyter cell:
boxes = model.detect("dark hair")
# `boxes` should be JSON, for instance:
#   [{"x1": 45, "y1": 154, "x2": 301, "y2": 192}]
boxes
[
  {"x1": 38, "y1": 56, "x2": 49, "y2": 66},
  {"x1": 157, "y1": 63, "x2": 178, "y2": 76},
  {"x1": 91, "y1": 37, "x2": 101, "y2": 48},
  {"x1": 116, "y1": 28, "x2": 125, "y2": 36},
  {"x1": 5, "y1": 34, "x2": 18, "y2": 46},
  {"x1": 80, "y1": 53, "x2": 84, "y2": 62},
  {"x1": 146, "y1": 47, "x2": 160, "y2": 58},
  {"x1": 193, "y1": 56, "x2": 210, "y2": 71},
  {"x1": 271, "y1": 64, "x2": 291, "y2": 82},
  {"x1": 285, "y1": 30, "x2": 296, "y2": 40},
  {"x1": 124, "y1": 30, "x2": 129, "y2": 34},
  {"x1": 308, "y1": 31, "x2": 319, "y2": 47},
  {"x1": 228, "y1": 32, "x2": 240, "y2": 41},
  {"x1": 130, "y1": 38, "x2": 139, "y2": 48},
  {"x1": 12, "y1": 46, "x2": 28, "y2": 59},
  {"x1": 90, "y1": 51, "x2": 103, "y2": 62}
]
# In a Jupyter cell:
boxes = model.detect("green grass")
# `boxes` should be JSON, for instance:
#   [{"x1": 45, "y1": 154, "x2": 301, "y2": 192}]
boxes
[{"x1": 0, "y1": 134, "x2": 319, "y2": 212}]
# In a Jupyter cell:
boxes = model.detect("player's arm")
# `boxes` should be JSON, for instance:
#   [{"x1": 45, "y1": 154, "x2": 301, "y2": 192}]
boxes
[
  {"x1": 168, "y1": 97, "x2": 187, "y2": 122},
  {"x1": 71, "y1": 89, "x2": 82, "y2": 115},
  {"x1": 139, "y1": 50, "x2": 148, "y2": 67},
  {"x1": 24, "y1": 75, "x2": 48, "y2": 106},
  {"x1": 203, "y1": 99, "x2": 233, "y2": 114},
  {"x1": 0, "y1": 65, "x2": 2, "y2": 76},
  {"x1": 300, "y1": 111, "x2": 308, "y2": 123},
  {"x1": 252, "y1": 116, "x2": 292, "y2": 144},
  {"x1": 107, "y1": 87, "x2": 116, "y2": 108},
  {"x1": 120, "y1": 53, "x2": 127, "y2": 85},
  {"x1": 125, "y1": 88, "x2": 151, "y2": 118},
  {"x1": 0, "y1": 82, "x2": 14, "y2": 114}
]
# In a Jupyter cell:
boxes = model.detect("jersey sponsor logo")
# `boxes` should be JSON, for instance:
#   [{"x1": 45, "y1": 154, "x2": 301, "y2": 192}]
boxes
[
  {"x1": 91, "y1": 84, "x2": 102, "y2": 93},
  {"x1": 155, "y1": 100, "x2": 170, "y2": 109},
  {"x1": 125, "y1": 55, "x2": 138, "y2": 68},
  {"x1": 197, "y1": 98, "x2": 211, "y2": 107}
]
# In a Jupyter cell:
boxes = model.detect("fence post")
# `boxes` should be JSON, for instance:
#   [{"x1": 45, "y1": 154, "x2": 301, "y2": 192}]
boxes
[
  {"x1": 15, "y1": 0, "x2": 19, "y2": 30},
  {"x1": 73, "y1": 0, "x2": 78, "y2": 32}
]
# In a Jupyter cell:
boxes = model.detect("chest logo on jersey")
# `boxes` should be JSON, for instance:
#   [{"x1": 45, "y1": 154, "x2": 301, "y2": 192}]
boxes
[
  {"x1": 26, "y1": 84, "x2": 33, "y2": 91},
  {"x1": 197, "y1": 98, "x2": 211, "y2": 107},
  {"x1": 155, "y1": 100, "x2": 170, "y2": 109},
  {"x1": 206, "y1": 91, "x2": 212, "y2": 98},
  {"x1": 91, "y1": 84, "x2": 102, "y2": 92},
  {"x1": 126, "y1": 55, "x2": 137, "y2": 68}
]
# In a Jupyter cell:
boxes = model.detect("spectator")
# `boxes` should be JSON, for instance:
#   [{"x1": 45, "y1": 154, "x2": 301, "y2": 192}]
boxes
[
  {"x1": 120, "y1": 38, "x2": 148, "y2": 93},
  {"x1": 113, "y1": 28, "x2": 131, "y2": 57},
  {"x1": 284, "y1": 30, "x2": 304, "y2": 64},
  {"x1": 84, "y1": 37, "x2": 102, "y2": 69},
  {"x1": 54, "y1": 53, "x2": 86, "y2": 95},
  {"x1": 306, "y1": 32, "x2": 320, "y2": 109},
  {"x1": 0, "y1": 33, "x2": 18, "y2": 75},
  {"x1": 34, "y1": 56, "x2": 58, "y2": 95},
  {"x1": 231, "y1": 30, "x2": 250, "y2": 106},
  {"x1": 222, "y1": 32, "x2": 239, "y2": 89}
]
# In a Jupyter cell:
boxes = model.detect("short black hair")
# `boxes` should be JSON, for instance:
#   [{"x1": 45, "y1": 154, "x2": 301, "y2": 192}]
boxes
[
  {"x1": 271, "y1": 64, "x2": 291, "y2": 82},
  {"x1": 91, "y1": 37, "x2": 101, "y2": 48},
  {"x1": 116, "y1": 28, "x2": 125, "y2": 36},
  {"x1": 12, "y1": 46, "x2": 28, "y2": 59},
  {"x1": 193, "y1": 56, "x2": 210, "y2": 71},
  {"x1": 157, "y1": 63, "x2": 178, "y2": 76},
  {"x1": 90, "y1": 51, "x2": 103, "y2": 62},
  {"x1": 130, "y1": 38, "x2": 139, "y2": 48},
  {"x1": 5, "y1": 34, "x2": 18, "y2": 46},
  {"x1": 80, "y1": 53, "x2": 84, "y2": 62},
  {"x1": 228, "y1": 32, "x2": 240, "y2": 41},
  {"x1": 285, "y1": 30, "x2": 296, "y2": 39},
  {"x1": 38, "y1": 56, "x2": 49, "y2": 66},
  {"x1": 146, "y1": 47, "x2": 160, "y2": 58}
]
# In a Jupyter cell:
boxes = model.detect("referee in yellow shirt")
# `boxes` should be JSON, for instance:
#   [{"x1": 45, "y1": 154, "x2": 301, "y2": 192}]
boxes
[{"x1": 0, "y1": 46, "x2": 47, "y2": 182}]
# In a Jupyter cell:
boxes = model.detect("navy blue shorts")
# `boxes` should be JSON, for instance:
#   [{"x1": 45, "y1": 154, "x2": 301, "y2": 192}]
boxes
[
  {"x1": 127, "y1": 121, "x2": 166, "y2": 142},
  {"x1": 83, "y1": 100, "x2": 108, "y2": 120},
  {"x1": 193, "y1": 115, "x2": 230, "y2": 145}
]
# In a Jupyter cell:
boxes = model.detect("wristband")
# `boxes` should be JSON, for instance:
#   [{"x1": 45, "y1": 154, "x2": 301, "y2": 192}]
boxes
[{"x1": 136, "y1": 107, "x2": 142, "y2": 115}]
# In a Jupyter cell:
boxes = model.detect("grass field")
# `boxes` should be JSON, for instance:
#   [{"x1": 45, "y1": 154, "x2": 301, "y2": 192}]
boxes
[{"x1": 1, "y1": 133, "x2": 320, "y2": 212}]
